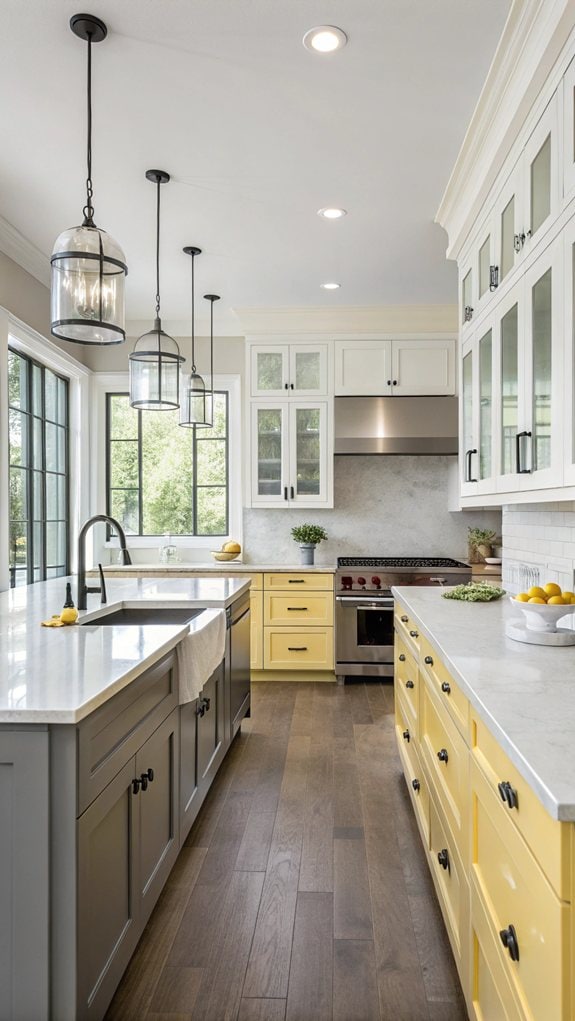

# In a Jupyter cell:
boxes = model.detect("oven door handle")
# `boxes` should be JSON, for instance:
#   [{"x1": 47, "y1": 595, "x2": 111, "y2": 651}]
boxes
[{"x1": 336, "y1": 596, "x2": 394, "y2": 607}]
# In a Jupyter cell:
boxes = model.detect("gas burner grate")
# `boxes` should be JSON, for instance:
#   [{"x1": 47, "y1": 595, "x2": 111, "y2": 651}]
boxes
[{"x1": 337, "y1": 557, "x2": 470, "y2": 569}]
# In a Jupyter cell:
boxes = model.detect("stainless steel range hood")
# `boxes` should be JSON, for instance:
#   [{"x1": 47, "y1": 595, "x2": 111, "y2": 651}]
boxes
[{"x1": 334, "y1": 396, "x2": 458, "y2": 455}]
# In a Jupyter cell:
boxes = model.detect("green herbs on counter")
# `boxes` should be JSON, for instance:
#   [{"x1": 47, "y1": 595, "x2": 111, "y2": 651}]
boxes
[{"x1": 442, "y1": 582, "x2": 506, "y2": 602}]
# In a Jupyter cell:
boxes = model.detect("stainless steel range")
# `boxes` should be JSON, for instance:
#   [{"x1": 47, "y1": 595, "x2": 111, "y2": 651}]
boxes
[{"x1": 335, "y1": 556, "x2": 471, "y2": 681}]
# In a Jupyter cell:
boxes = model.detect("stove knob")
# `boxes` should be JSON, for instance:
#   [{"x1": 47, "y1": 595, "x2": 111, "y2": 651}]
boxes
[
  {"x1": 342, "y1": 576, "x2": 353, "y2": 590},
  {"x1": 357, "y1": 576, "x2": 366, "y2": 587},
  {"x1": 371, "y1": 576, "x2": 381, "y2": 588}
]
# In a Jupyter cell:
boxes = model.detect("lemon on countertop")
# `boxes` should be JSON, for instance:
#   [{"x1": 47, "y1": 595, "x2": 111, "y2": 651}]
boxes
[
  {"x1": 563, "y1": 591, "x2": 575, "y2": 602},
  {"x1": 547, "y1": 595, "x2": 566, "y2": 605},
  {"x1": 222, "y1": 541, "x2": 241, "y2": 553},
  {"x1": 515, "y1": 592, "x2": 530, "y2": 602},
  {"x1": 527, "y1": 586, "x2": 548, "y2": 601},
  {"x1": 543, "y1": 582, "x2": 562, "y2": 598},
  {"x1": 528, "y1": 596, "x2": 546, "y2": 603}
]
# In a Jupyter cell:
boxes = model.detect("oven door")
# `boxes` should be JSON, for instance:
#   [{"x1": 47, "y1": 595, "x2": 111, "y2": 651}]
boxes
[{"x1": 336, "y1": 596, "x2": 395, "y2": 670}]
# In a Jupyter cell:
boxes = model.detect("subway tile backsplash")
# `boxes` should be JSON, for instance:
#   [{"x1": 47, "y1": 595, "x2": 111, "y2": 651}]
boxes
[{"x1": 502, "y1": 503, "x2": 575, "y2": 593}]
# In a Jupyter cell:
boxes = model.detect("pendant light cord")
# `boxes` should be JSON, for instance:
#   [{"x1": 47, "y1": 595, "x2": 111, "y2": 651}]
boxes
[
  {"x1": 83, "y1": 34, "x2": 95, "y2": 225},
  {"x1": 155, "y1": 179, "x2": 161, "y2": 321},
  {"x1": 191, "y1": 252, "x2": 196, "y2": 372}
]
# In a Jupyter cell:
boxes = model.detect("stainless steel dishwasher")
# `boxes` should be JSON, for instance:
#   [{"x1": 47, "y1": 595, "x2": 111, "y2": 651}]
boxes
[{"x1": 226, "y1": 591, "x2": 251, "y2": 737}]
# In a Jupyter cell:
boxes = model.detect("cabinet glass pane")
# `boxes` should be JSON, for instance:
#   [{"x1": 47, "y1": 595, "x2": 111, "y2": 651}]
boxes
[
  {"x1": 462, "y1": 271, "x2": 472, "y2": 323},
  {"x1": 479, "y1": 236, "x2": 490, "y2": 298},
  {"x1": 532, "y1": 267, "x2": 552, "y2": 471},
  {"x1": 479, "y1": 330, "x2": 492, "y2": 479},
  {"x1": 462, "y1": 351, "x2": 473, "y2": 462},
  {"x1": 257, "y1": 408, "x2": 282, "y2": 496},
  {"x1": 530, "y1": 135, "x2": 551, "y2": 235},
  {"x1": 501, "y1": 304, "x2": 518, "y2": 475},
  {"x1": 294, "y1": 351, "x2": 320, "y2": 391},
  {"x1": 256, "y1": 352, "x2": 283, "y2": 391},
  {"x1": 501, "y1": 197, "x2": 515, "y2": 280},
  {"x1": 295, "y1": 407, "x2": 320, "y2": 496}
]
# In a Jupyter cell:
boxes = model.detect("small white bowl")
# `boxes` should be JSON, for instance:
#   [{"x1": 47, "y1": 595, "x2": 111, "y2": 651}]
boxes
[
  {"x1": 510, "y1": 596, "x2": 574, "y2": 632},
  {"x1": 484, "y1": 557, "x2": 502, "y2": 565}
]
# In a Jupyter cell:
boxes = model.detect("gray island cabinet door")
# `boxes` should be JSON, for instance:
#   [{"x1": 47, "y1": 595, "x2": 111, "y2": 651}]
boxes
[
  {"x1": 77, "y1": 756, "x2": 140, "y2": 1021},
  {"x1": 197, "y1": 661, "x2": 226, "y2": 789},
  {"x1": 180, "y1": 699, "x2": 199, "y2": 843},
  {"x1": 136, "y1": 707, "x2": 180, "y2": 927}
]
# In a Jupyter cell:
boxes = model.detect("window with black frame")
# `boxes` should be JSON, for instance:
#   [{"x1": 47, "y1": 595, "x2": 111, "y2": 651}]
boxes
[
  {"x1": 106, "y1": 392, "x2": 229, "y2": 536},
  {"x1": 8, "y1": 349, "x2": 70, "y2": 587}
]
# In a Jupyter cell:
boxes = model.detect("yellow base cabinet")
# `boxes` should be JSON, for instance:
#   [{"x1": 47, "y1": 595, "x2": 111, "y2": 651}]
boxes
[
  {"x1": 250, "y1": 589, "x2": 263, "y2": 669},
  {"x1": 259, "y1": 573, "x2": 335, "y2": 675},
  {"x1": 393, "y1": 602, "x2": 574, "y2": 1021},
  {"x1": 263, "y1": 626, "x2": 334, "y2": 671}
]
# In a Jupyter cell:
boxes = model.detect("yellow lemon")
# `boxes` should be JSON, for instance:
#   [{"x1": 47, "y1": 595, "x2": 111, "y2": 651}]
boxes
[
  {"x1": 528, "y1": 597, "x2": 546, "y2": 604},
  {"x1": 527, "y1": 586, "x2": 547, "y2": 601},
  {"x1": 543, "y1": 582, "x2": 562, "y2": 598},
  {"x1": 547, "y1": 595, "x2": 566, "y2": 605},
  {"x1": 562, "y1": 591, "x2": 575, "y2": 602},
  {"x1": 515, "y1": 593, "x2": 530, "y2": 602},
  {"x1": 60, "y1": 606, "x2": 79, "y2": 624},
  {"x1": 222, "y1": 541, "x2": 241, "y2": 553}
]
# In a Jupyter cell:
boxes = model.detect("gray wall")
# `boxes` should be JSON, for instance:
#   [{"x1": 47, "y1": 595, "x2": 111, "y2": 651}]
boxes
[
  {"x1": 243, "y1": 456, "x2": 501, "y2": 564},
  {"x1": 83, "y1": 333, "x2": 245, "y2": 377}
]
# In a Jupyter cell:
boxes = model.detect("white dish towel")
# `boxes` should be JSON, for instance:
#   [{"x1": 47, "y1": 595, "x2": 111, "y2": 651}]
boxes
[{"x1": 177, "y1": 609, "x2": 227, "y2": 705}]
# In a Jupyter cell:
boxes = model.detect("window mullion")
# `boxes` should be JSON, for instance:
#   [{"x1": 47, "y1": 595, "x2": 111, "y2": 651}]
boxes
[{"x1": 138, "y1": 409, "x2": 143, "y2": 536}]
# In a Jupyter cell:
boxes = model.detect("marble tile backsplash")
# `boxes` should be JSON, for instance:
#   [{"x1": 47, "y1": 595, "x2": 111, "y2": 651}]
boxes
[
  {"x1": 243, "y1": 456, "x2": 501, "y2": 565},
  {"x1": 502, "y1": 502, "x2": 575, "y2": 593}
]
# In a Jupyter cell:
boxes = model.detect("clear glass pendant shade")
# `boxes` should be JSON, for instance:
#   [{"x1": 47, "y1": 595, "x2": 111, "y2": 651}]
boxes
[
  {"x1": 180, "y1": 371, "x2": 212, "y2": 427},
  {"x1": 129, "y1": 318, "x2": 184, "y2": 409},
  {"x1": 51, "y1": 224, "x2": 127, "y2": 344}
]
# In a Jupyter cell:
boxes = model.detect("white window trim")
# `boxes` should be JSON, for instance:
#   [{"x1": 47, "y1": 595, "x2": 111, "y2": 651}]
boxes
[
  {"x1": 91, "y1": 371, "x2": 243, "y2": 554},
  {"x1": 0, "y1": 308, "x2": 91, "y2": 591}
]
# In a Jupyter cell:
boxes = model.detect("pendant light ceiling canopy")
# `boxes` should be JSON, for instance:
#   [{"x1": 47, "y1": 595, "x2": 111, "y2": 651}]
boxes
[
  {"x1": 50, "y1": 13, "x2": 127, "y2": 345},
  {"x1": 129, "y1": 170, "x2": 184, "y2": 410},
  {"x1": 180, "y1": 246, "x2": 211, "y2": 428}
]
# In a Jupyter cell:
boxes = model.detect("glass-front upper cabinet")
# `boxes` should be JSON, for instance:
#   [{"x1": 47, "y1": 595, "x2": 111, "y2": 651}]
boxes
[
  {"x1": 478, "y1": 328, "x2": 493, "y2": 482},
  {"x1": 251, "y1": 403, "x2": 289, "y2": 504},
  {"x1": 250, "y1": 401, "x2": 331, "y2": 507},
  {"x1": 523, "y1": 93, "x2": 559, "y2": 248},
  {"x1": 460, "y1": 323, "x2": 496, "y2": 499},
  {"x1": 493, "y1": 160, "x2": 523, "y2": 287},
  {"x1": 564, "y1": 216, "x2": 575, "y2": 485},
  {"x1": 460, "y1": 262, "x2": 475, "y2": 329},
  {"x1": 290, "y1": 403, "x2": 329, "y2": 504},
  {"x1": 563, "y1": 56, "x2": 575, "y2": 199},
  {"x1": 460, "y1": 339, "x2": 478, "y2": 495},
  {"x1": 251, "y1": 344, "x2": 328, "y2": 397}
]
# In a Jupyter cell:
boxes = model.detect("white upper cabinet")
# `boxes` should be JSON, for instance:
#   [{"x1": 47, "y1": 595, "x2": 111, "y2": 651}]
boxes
[
  {"x1": 564, "y1": 216, "x2": 575, "y2": 485},
  {"x1": 250, "y1": 400, "x2": 332, "y2": 508},
  {"x1": 459, "y1": 324, "x2": 497, "y2": 498},
  {"x1": 523, "y1": 94, "x2": 560, "y2": 249},
  {"x1": 334, "y1": 338, "x2": 455, "y2": 396},
  {"x1": 251, "y1": 344, "x2": 328, "y2": 397},
  {"x1": 563, "y1": 56, "x2": 575, "y2": 199}
]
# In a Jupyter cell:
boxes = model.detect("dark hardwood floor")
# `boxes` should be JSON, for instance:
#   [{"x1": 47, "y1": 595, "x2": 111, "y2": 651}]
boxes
[{"x1": 105, "y1": 681, "x2": 467, "y2": 1021}]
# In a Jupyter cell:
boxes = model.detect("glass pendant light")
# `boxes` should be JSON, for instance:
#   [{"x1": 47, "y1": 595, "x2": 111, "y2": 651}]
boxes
[
  {"x1": 180, "y1": 247, "x2": 210, "y2": 427},
  {"x1": 129, "y1": 171, "x2": 184, "y2": 409},
  {"x1": 199, "y1": 293, "x2": 221, "y2": 428},
  {"x1": 51, "y1": 14, "x2": 127, "y2": 345}
]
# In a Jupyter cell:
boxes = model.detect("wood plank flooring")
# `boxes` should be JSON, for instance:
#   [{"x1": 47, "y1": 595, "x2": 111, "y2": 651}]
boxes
[{"x1": 105, "y1": 681, "x2": 467, "y2": 1021}]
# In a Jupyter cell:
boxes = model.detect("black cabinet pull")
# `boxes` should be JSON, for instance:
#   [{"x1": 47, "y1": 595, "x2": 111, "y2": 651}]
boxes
[
  {"x1": 284, "y1": 382, "x2": 289, "y2": 389},
  {"x1": 497, "y1": 780, "x2": 518, "y2": 810},
  {"x1": 516, "y1": 431, "x2": 532, "y2": 474},
  {"x1": 288, "y1": 579, "x2": 305, "y2": 583},
  {"x1": 424, "y1": 655, "x2": 433, "y2": 666},
  {"x1": 290, "y1": 485, "x2": 295, "y2": 499},
  {"x1": 437, "y1": 748, "x2": 449, "y2": 763},
  {"x1": 288, "y1": 646, "x2": 308, "y2": 651},
  {"x1": 140, "y1": 768, "x2": 154, "y2": 792},
  {"x1": 412, "y1": 778, "x2": 420, "y2": 792},
  {"x1": 441, "y1": 681, "x2": 451, "y2": 694},
  {"x1": 287, "y1": 606, "x2": 308, "y2": 611},
  {"x1": 284, "y1": 486, "x2": 288, "y2": 500},
  {"x1": 203, "y1": 697, "x2": 211, "y2": 712},
  {"x1": 465, "y1": 448, "x2": 478, "y2": 483},
  {"x1": 489, "y1": 265, "x2": 499, "y2": 291},
  {"x1": 392, "y1": 380, "x2": 398, "y2": 386},
  {"x1": 398, "y1": 653, "x2": 406, "y2": 662},
  {"x1": 464, "y1": 305, "x2": 474, "y2": 322},
  {"x1": 195, "y1": 696, "x2": 210, "y2": 718},
  {"x1": 402, "y1": 729, "x2": 410, "y2": 742},
  {"x1": 132, "y1": 777, "x2": 141, "y2": 795},
  {"x1": 290, "y1": 382, "x2": 294, "y2": 389},
  {"x1": 400, "y1": 615, "x2": 408, "y2": 623},
  {"x1": 409, "y1": 629, "x2": 419, "y2": 638},
  {"x1": 387, "y1": 379, "x2": 391, "y2": 386},
  {"x1": 437, "y1": 848, "x2": 450, "y2": 871},
  {"x1": 499, "y1": 924, "x2": 520, "y2": 962},
  {"x1": 405, "y1": 679, "x2": 414, "y2": 689}
]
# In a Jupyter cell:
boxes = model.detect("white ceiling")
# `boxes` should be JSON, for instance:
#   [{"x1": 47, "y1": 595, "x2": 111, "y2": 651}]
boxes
[{"x1": 1, "y1": 0, "x2": 510, "y2": 334}]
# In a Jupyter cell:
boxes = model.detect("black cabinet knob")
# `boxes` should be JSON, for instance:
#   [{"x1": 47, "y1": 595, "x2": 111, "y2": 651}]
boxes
[
  {"x1": 437, "y1": 848, "x2": 449, "y2": 871},
  {"x1": 437, "y1": 748, "x2": 449, "y2": 763},
  {"x1": 405, "y1": 679, "x2": 415, "y2": 689},
  {"x1": 204, "y1": 697, "x2": 211, "y2": 713},
  {"x1": 387, "y1": 379, "x2": 391, "y2": 386},
  {"x1": 400, "y1": 615, "x2": 408, "y2": 623},
  {"x1": 398, "y1": 653, "x2": 406, "y2": 662},
  {"x1": 424, "y1": 655, "x2": 433, "y2": 665},
  {"x1": 497, "y1": 780, "x2": 518, "y2": 810},
  {"x1": 402, "y1": 729, "x2": 410, "y2": 743},
  {"x1": 412, "y1": 778, "x2": 421, "y2": 792},
  {"x1": 409, "y1": 629, "x2": 419, "y2": 638},
  {"x1": 132, "y1": 777, "x2": 141, "y2": 795},
  {"x1": 441, "y1": 681, "x2": 451, "y2": 694},
  {"x1": 140, "y1": 767, "x2": 154, "y2": 791},
  {"x1": 392, "y1": 380, "x2": 398, "y2": 386},
  {"x1": 499, "y1": 924, "x2": 520, "y2": 962}
]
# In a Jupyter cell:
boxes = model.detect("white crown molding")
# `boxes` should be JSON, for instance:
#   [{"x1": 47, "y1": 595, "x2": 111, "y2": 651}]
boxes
[
  {"x1": 436, "y1": 0, "x2": 574, "y2": 260},
  {"x1": 0, "y1": 214, "x2": 50, "y2": 287},
  {"x1": 233, "y1": 304, "x2": 458, "y2": 336}
]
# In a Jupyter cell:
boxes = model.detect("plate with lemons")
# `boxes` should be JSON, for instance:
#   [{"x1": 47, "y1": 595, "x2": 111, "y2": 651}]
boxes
[
  {"x1": 211, "y1": 541, "x2": 242, "y2": 562},
  {"x1": 510, "y1": 583, "x2": 575, "y2": 635}
]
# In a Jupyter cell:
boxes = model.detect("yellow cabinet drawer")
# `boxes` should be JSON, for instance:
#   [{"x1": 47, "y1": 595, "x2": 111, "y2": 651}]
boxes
[
  {"x1": 420, "y1": 635, "x2": 469, "y2": 740},
  {"x1": 264, "y1": 572, "x2": 333, "y2": 590},
  {"x1": 420, "y1": 680, "x2": 469, "y2": 866},
  {"x1": 250, "y1": 590, "x2": 263, "y2": 670},
  {"x1": 395, "y1": 637, "x2": 419, "y2": 737},
  {"x1": 471, "y1": 881, "x2": 524, "y2": 1021},
  {"x1": 394, "y1": 601, "x2": 421, "y2": 657},
  {"x1": 472, "y1": 713, "x2": 570, "y2": 900},
  {"x1": 395, "y1": 692, "x2": 429, "y2": 846},
  {"x1": 471, "y1": 760, "x2": 571, "y2": 1021},
  {"x1": 263, "y1": 591, "x2": 333, "y2": 627},
  {"x1": 429, "y1": 798, "x2": 469, "y2": 974},
  {"x1": 263, "y1": 627, "x2": 334, "y2": 670}
]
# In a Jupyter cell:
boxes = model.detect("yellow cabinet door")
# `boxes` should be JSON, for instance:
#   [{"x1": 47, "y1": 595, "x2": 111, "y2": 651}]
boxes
[
  {"x1": 420, "y1": 680, "x2": 469, "y2": 866},
  {"x1": 394, "y1": 602, "x2": 421, "y2": 657},
  {"x1": 263, "y1": 627, "x2": 334, "y2": 670},
  {"x1": 471, "y1": 760, "x2": 570, "y2": 1021},
  {"x1": 471, "y1": 881, "x2": 524, "y2": 1021},
  {"x1": 250, "y1": 590, "x2": 263, "y2": 670},
  {"x1": 264, "y1": 591, "x2": 333, "y2": 627},
  {"x1": 420, "y1": 635, "x2": 469, "y2": 740},
  {"x1": 264, "y1": 572, "x2": 333, "y2": 590},
  {"x1": 395, "y1": 691, "x2": 430, "y2": 847},
  {"x1": 395, "y1": 637, "x2": 419, "y2": 737},
  {"x1": 428, "y1": 798, "x2": 469, "y2": 982}
]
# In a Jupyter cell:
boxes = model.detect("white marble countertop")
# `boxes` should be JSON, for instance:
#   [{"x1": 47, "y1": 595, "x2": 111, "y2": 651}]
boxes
[
  {"x1": 392, "y1": 586, "x2": 575, "y2": 821},
  {"x1": 95, "y1": 562, "x2": 337, "y2": 573},
  {"x1": 0, "y1": 575, "x2": 250, "y2": 725}
]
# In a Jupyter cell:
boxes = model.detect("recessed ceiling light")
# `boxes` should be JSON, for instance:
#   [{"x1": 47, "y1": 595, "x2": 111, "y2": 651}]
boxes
[
  {"x1": 303, "y1": 26, "x2": 348, "y2": 54},
  {"x1": 321, "y1": 282, "x2": 340, "y2": 290},
  {"x1": 317, "y1": 207, "x2": 347, "y2": 220}
]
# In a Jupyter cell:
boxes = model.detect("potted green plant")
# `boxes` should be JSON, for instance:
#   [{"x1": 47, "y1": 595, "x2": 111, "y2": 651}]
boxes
[
  {"x1": 468, "y1": 526, "x2": 498, "y2": 562},
  {"x1": 291, "y1": 523, "x2": 328, "y2": 565}
]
